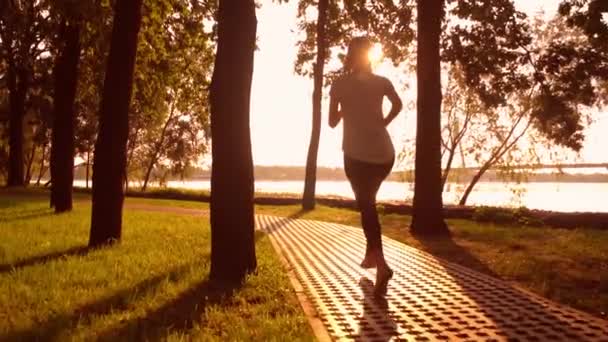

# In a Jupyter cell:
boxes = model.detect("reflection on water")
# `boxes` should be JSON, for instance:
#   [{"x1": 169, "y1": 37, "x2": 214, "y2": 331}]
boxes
[{"x1": 73, "y1": 179, "x2": 608, "y2": 213}]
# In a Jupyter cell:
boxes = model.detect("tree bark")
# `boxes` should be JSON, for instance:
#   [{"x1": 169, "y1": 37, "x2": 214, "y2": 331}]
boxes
[
  {"x1": 7, "y1": 66, "x2": 28, "y2": 187},
  {"x1": 89, "y1": 0, "x2": 143, "y2": 247},
  {"x1": 36, "y1": 143, "x2": 47, "y2": 186},
  {"x1": 209, "y1": 0, "x2": 257, "y2": 284},
  {"x1": 25, "y1": 143, "x2": 36, "y2": 186},
  {"x1": 411, "y1": 0, "x2": 449, "y2": 235},
  {"x1": 459, "y1": 164, "x2": 489, "y2": 205},
  {"x1": 50, "y1": 22, "x2": 81, "y2": 213},
  {"x1": 302, "y1": 0, "x2": 328, "y2": 211},
  {"x1": 85, "y1": 149, "x2": 90, "y2": 189}
]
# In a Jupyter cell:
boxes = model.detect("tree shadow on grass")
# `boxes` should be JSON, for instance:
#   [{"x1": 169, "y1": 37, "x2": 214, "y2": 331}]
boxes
[
  {"x1": 0, "y1": 263, "x2": 205, "y2": 341},
  {"x1": 95, "y1": 278, "x2": 239, "y2": 341},
  {"x1": 0, "y1": 208, "x2": 54, "y2": 223},
  {"x1": 411, "y1": 230, "x2": 499, "y2": 278},
  {"x1": 0, "y1": 246, "x2": 90, "y2": 275},
  {"x1": 288, "y1": 208, "x2": 310, "y2": 220}
]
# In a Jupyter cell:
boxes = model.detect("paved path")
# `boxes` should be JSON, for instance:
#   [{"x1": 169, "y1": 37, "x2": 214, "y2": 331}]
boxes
[{"x1": 256, "y1": 215, "x2": 608, "y2": 342}]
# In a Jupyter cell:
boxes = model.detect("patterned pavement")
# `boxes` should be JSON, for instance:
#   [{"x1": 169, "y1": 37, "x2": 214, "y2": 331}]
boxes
[{"x1": 256, "y1": 215, "x2": 608, "y2": 342}]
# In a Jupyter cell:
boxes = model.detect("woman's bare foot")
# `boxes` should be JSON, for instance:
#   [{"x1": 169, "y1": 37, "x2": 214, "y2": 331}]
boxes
[{"x1": 374, "y1": 266, "x2": 393, "y2": 297}]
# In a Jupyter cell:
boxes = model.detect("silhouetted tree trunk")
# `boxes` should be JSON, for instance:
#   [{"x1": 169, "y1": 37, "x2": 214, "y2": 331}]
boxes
[
  {"x1": 302, "y1": 0, "x2": 328, "y2": 211},
  {"x1": 411, "y1": 0, "x2": 449, "y2": 235},
  {"x1": 25, "y1": 144, "x2": 36, "y2": 185},
  {"x1": 85, "y1": 149, "x2": 90, "y2": 189},
  {"x1": 36, "y1": 143, "x2": 47, "y2": 186},
  {"x1": 50, "y1": 21, "x2": 81, "y2": 213},
  {"x1": 89, "y1": 0, "x2": 143, "y2": 247},
  {"x1": 7, "y1": 65, "x2": 28, "y2": 187},
  {"x1": 209, "y1": 0, "x2": 257, "y2": 284}
]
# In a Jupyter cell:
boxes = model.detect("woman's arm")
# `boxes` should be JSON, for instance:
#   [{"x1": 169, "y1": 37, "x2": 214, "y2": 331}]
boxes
[
  {"x1": 328, "y1": 95, "x2": 342, "y2": 128},
  {"x1": 383, "y1": 81, "x2": 403, "y2": 127}
]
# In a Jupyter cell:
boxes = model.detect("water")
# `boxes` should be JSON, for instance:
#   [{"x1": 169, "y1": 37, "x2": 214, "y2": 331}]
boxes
[{"x1": 76, "y1": 179, "x2": 608, "y2": 213}]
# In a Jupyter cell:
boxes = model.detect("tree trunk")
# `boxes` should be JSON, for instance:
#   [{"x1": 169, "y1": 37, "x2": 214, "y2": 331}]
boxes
[
  {"x1": 25, "y1": 143, "x2": 36, "y2": 186},
  {"x1": 209, "y1": 0, "x2": 257, "y2": 284},
  {"x1": 459, "y1": 164, "x2": 490, "y2": 205},
  {"x1": 50, "y1": 22, "x2": 81, "y2": 213},
  {"x1": 85, "y1": 149, "x2": 90, "y2": 189},
  {"x1": 441, "y1": 146, "x2": 456, "y2": 191},
  {"x1": 141, "y1": 104, "x2": 176, "y2": 191},
  {"x1": 411, "y1": 0, "x2": 449, "y2": 235},
  {"x1": 7, "y1": 66, "x2": 28, "y2": 187},
  {"x1": 36, "y1": 143, "x2": 47, "y2": 186},
  {"x1": 89, "y1": 0, "x2": 143, "y2": 247},
  {"x1": 302, "y1": 0, "x2": 328, "y2": 211}
]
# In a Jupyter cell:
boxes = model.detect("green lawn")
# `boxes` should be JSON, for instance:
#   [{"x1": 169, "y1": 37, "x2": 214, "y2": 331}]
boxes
[
  {"x1": 0, "y1": 190, "x2": 608, "y2": 340},
  {"x1": 59, "y1": 186, "x2": 608, "y2": 320},
  {"x1": 0, "y1": 190, "x2": 312, "y2": 341}
]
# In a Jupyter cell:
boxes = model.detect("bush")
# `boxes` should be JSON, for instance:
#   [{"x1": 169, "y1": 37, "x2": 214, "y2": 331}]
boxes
[{"x1": 472, "y1": 206, "x2": 516, "y2": 225}]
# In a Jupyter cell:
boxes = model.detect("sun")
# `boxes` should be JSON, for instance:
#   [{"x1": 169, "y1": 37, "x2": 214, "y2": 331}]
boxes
[{"x1": 368, "y1": 43, "x2": 384, "y2": 65}]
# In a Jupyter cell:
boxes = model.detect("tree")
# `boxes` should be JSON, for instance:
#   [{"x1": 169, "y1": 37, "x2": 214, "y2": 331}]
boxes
[
  {"x1": 89, "y1": 0, "x2": 143, "y2": 247},
  {"x1": 410, "y1": 0, "x2": 449, "y2": 235},
  {"x1": 208, "y1": 0, "x2": 257, "y2": 284},
  {"x1": 50, "y1": 19, "x2": 81, "y2": 212},
  {"x1": 302, "y1": 0, "x2": 328, "y2": 210},
  {"x1": 439, "y1": 66, "x2": 478, "y2": 190},
  {"x1": 440, "y1": 11, "x2": 607, "y2": 205},
  {"x1": 0, "y1": 1, "x2": 51, "y2": 186}
]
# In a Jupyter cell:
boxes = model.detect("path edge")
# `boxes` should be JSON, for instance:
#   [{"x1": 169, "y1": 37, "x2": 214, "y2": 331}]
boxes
[{"x1": 267, "y1": 230, "x2": 332, "y2": 342}]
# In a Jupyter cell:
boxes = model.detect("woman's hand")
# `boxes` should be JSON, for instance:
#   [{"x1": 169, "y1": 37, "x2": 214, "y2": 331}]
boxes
[
  {"x1": 328, "y1": 96, "x2": 342, "y2": 128},
  {"x1": 383, "y1": 82, "x2": 403, "y2": 127}
]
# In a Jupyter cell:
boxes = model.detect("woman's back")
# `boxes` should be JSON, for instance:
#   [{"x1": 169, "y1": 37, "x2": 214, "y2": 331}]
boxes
[{"x1": 331, "y1": 72, "x2": 396, "y2": 164}]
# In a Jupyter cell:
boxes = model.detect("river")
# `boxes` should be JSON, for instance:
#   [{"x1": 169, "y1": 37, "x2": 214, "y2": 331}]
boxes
[{"x1": 74, "y1": 179, "x2": 608, "y2": 213}]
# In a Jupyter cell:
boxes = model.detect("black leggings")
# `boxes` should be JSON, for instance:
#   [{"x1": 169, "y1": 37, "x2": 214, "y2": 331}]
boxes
[{"x1": 344, "y1": 154, "x2": 394, "y2": 252}]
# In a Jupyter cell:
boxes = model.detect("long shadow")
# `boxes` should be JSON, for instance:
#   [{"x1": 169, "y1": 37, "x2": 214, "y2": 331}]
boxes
[
  {"x1": 288, "y1": 208, "x2": 310, "y2": 220},
  {"x1": 0, "y1": 208, "x2": 54, "y2": 223},
  {"x1": 409, "y1": 226, "x2": 605, "y2": 340},
  {"x1": 0, "y1": 263, "x2": 198, "y2": 341},
  {"x1": 0, "y1": 246, "x2": 90, "y2": 274},
  {"x1": 411, "y1": 230, "x2": 499, "y2": 278},
  {"x1": 95, "y1": 278, "x2": 239, "y2": 341},
  {"x1": 355, "y1": 277, "x2": 397, "y2": 341}
]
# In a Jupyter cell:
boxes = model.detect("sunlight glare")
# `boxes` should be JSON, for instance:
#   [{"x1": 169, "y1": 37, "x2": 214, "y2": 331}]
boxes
[{"x1": 368, "y1": 43, "x2": 384, "y2": 65}]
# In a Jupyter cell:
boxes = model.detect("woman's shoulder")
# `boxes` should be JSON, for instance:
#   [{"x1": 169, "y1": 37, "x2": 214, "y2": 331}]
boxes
[{"x1": 372, "y1": 73, "x2": 391, "y2": 84}]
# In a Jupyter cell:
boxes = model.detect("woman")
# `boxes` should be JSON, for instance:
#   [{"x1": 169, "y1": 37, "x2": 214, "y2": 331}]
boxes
[{"x1": 328, "y1": 37, "x2": 403, "y2": 297}]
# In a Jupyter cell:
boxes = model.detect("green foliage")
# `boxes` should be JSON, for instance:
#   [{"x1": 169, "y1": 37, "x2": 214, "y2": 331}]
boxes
[
  {"x1": 128, "y1": 0, "x2": 214, "y2": 184},
  {"x1": 472, "y1": 206, "x2": 516, "y2": 225},
  {"x1": 294, "y1": 0, "x2": 415, "y2": 80},
  {"x1": 445, "y1": 0, "x2": 607, "y2": 151},
  {"x1": 472, "y1": 206, "x2": 545, "y2": 227}
]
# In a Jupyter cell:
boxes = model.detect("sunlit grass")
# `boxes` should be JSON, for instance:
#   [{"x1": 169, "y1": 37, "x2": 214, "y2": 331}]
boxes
[
  {"x1": 4, "y1": 187, "x2": 607, "y2": 322},
  {"x1": 0, "y1": 190, "x2": 312, "y2": 341}
]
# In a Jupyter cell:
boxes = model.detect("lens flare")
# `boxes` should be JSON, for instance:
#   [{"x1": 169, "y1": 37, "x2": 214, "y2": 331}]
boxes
[{"x1": 368, "y1": 43, "x2": 384, "y2": 64}]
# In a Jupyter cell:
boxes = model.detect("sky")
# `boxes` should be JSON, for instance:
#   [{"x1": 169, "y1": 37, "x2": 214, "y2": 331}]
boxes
[{"x1": 248, "y1": 0, "x2": 607, "y2": 168}]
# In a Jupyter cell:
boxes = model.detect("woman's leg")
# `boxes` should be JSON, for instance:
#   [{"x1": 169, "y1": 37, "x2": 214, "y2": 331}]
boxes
[
  {"x1": 363, "y1": 158, "x2": 394, "y2": 296},
  {"x1": 344, "y1": 155, "x2": 377, "y2": 266},
  {"x1": 344, "y1": 155, "x2": 392, "y2": 269}
]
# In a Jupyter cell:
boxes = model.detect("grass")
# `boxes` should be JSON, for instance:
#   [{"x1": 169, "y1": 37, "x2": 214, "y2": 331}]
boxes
[
  {"x1": 258, "y1": 204, "x2": 608, "y2": 320},
  {"x1": 0, "y1": 190, "x2": 312, "y2": 341},
  {"x1": 0, "y1": 186, "x2": 608, "y2": 340},
  {"x1": 47, "y1": 186, "x2": 608, "y2": 320}
]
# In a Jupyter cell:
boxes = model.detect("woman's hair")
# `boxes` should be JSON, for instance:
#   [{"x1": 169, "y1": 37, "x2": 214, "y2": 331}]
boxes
[{"x1": 344, "y1": 36, "x2": 373, "y2": 73}]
